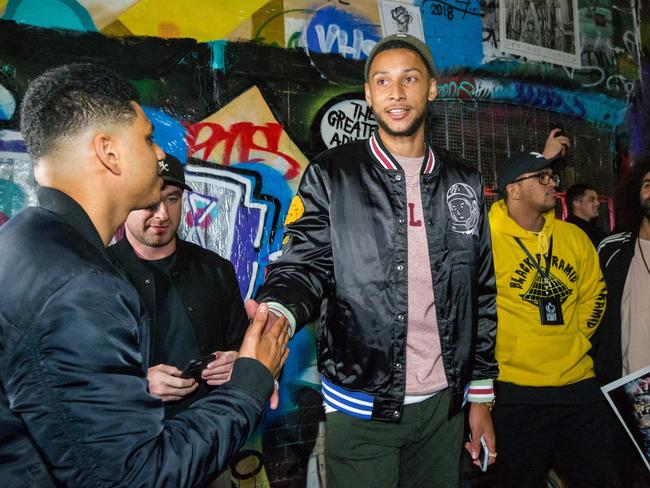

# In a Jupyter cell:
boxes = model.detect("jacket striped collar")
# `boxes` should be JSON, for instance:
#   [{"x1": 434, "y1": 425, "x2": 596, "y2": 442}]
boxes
[{"x1": 366, "y1": 130, "x2": 436, "y2": 174}]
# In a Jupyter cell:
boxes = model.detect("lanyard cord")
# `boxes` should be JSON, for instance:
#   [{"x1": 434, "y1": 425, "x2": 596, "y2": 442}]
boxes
[{"x1": 513, "y1": 236, "x2": 553, "y2": 279}]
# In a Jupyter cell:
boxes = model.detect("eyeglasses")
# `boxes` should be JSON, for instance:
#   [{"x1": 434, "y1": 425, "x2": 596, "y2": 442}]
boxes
[{"x1": 511, "y1": 172, "x2": 560, "y2": 186}]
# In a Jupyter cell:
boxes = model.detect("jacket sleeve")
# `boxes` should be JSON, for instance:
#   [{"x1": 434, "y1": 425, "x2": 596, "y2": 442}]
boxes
[
  {"x1": 578, "y1": 232, "x2": 607, "y2": 339},
  {"x1": 7, "y1": 271, "x2": 272, "y2": 488},
  {"x1": 255, "y1": 161, "x2": 333, "y2": 329},
  {"x1": 223, "y1": 260, "x2": 248, "y2": 350},
  {"x1": 471, "y1": 178, "x2": 499, "y2": 383}
]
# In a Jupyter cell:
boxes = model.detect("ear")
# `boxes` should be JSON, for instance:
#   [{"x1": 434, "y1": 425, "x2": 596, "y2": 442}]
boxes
[
  {"x1": 364, "y1": 82, "x2": 372, "y2": 108},
  {"x1": 506, "y1": 183, "x2": 520, "y2": 201},
  {"x1": 92, "y1": 132, "x2": 121, "y2": 176},
  {"x1": 427, "y1": 78, "x2": 438, "y2": 102}
]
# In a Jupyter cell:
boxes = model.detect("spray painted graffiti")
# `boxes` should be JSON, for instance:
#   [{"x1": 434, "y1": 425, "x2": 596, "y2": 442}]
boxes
[
  {"x1": 179, "y1": 161, "x2": 286, "y2": 300},
  {"x1": 0, "y1": 130, "x2": 35, "y2": 222},
  {"x1": 435, "y1": 76, "x2": 627, "y2": 128},
  {"x1": 187, "y1": 87, "x2": 309, "y2": 191},
  {"x1": 0, "y1": 83, "x2": 16, "y2": 120},
  {"x1": 186, "y1": 121, "x2": 302, "y2": 181},
  {"x1": 318, "y1": 98, "x2": 377, "y2": 148},
  {"x1": 305, "y1": 6, "x2": 379, "y2": 60}
]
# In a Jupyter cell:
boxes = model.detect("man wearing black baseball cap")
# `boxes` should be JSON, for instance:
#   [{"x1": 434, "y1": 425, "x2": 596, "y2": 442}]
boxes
[
  {"x1": 488, "y1": 139, "x2": 620, "y2": 487},
  {"x1": 110, "y1": 154, "x2": 249, "y2": 425}
]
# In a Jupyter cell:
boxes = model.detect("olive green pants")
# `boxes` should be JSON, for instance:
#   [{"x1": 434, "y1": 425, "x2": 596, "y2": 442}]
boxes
[{"x1": 325, "y1": 389, "x2": 463, "y2": 488}]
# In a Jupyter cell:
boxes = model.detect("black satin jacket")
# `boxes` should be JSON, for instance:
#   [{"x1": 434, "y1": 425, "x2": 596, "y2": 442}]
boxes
[
  {"x1": 0, "y1": 187, "x2": 272, "y2": 487},
  {"x1": 257, "y1": 132, "x2": 498, "y2": 420}
]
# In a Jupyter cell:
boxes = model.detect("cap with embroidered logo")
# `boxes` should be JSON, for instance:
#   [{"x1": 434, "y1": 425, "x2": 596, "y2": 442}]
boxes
[{"x1": 157, "y1": 154, "x2": 191, "y2": 191}]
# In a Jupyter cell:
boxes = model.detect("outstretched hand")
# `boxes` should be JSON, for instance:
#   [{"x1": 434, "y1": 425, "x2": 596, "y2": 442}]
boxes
[
  {"x1": 239, "y1": 302, "x2": 289, "y2": 385},
  {"x1": 243, "y1": 299, "x2": 286, "y2": 409}
]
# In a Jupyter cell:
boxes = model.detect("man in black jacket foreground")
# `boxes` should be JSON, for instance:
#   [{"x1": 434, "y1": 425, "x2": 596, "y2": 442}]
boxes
[
  {"x1": 110, "y1": 154, "x2": 249, "y2": 420},
  {"x1": 248, "y1": 34, "x2": 498, "y2": 487},
  {"x1": 0, "y1": 63, "x2": 288, "y2": 487}
]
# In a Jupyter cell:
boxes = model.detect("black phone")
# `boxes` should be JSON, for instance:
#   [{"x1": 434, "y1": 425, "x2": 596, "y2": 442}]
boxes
[{"x1": 180, "y1": 353, "x2": 215, "y2": 379}]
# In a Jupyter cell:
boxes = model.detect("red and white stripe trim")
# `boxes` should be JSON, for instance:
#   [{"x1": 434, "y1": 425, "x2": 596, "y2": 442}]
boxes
[
  {"x1": 369, "y1": 133, "x2": 398, "y2": 170},
  {"x1": 368, "y1": 132, "x2": 436, "y2": 174}
]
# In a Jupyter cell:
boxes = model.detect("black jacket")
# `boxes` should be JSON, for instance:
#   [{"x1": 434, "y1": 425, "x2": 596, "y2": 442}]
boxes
[
  {"x1": 109, "y1": 236, "x2": 248, "y2": 417},
  {"x1": 592, "y1": 232, "x2": 635, "y2": 384},
  {"x1": 256, "y1": 132, "x2": 498, "y2": 420},
  {"x1": 0, "y1": 187, "x2": 272, "y2": 487},
  {"x1": 109, "y1": 237, "x2": 247, "y2": 358},
  {"x1": 566, "y1": 214, "x2": 607, "y2": 248}
]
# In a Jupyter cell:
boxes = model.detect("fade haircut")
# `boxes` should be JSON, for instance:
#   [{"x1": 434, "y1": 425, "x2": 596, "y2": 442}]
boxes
[
  {"x1": 615, "y1": 157, "x2": 650, "y2": 233},
  {"x1": 565, "y1": 183, "x2": 596, "y2": 216},
  {"x1": 20, "y1": 63, "x2": 138, "y2": 160}
]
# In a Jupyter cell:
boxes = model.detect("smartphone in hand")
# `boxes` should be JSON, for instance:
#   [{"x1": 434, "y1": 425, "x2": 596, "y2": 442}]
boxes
[
  {"x1": 478, "y1": 435, "x2": 489, "y2": 472},
  {"x1": 180, "y1": 353, "x2": 215, "y2": 380},
  {"x1": 469, "y1": 434, "x2": 490, "y2": 472}
]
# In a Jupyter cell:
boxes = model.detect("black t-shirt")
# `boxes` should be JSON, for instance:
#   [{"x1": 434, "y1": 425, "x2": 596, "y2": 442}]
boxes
[{"x1": 146, "y1": 254, "x2": 206, "y2": 418}]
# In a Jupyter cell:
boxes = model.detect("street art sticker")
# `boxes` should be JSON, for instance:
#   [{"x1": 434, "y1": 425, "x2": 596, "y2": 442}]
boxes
[
  {"x1": 319, "y1": 97, "x2": 377, "y2": 149},
  {"x1": 499, "y1": 0, "x2": 581, "y2": 68},
  {"x1": 185, "y1": 86, "x2": 308, "y2": 191},
  {"x1": 379, "y1": 0, "x2": 425, "y2": 40}
]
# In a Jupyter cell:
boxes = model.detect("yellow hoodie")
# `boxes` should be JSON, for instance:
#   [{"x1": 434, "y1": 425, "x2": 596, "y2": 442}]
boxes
[{"x1": 488, "y1": 200, "x2": 606, "y2": 387}]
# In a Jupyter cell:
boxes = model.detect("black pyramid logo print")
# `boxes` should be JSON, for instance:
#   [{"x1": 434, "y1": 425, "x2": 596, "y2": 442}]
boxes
[{"x1": 520, "y1": 270, "x2": 572, "y2": 305}]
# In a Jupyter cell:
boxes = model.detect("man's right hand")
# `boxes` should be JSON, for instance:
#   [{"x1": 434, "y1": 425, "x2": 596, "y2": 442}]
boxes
[
  {"x1": 239, "y1": 302, "x2": 289, "y2": 380},
  {"x1": 147, "y1": 364, "x2": 198, "y2": 402},
  {"x1": 542, "y1": 128, "x2": 571, "y2": 159}
]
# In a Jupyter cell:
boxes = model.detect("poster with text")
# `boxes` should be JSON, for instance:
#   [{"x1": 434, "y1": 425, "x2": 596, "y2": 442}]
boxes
[
  {"x1": 499, "y1": 0, "x2": 580, "y2": 68},
  {"x1": 602, "y1": 365, "x2": 650, "y2": 472}
]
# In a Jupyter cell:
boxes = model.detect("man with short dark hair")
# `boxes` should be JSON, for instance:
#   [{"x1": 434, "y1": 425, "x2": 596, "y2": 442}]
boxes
[
  {"x1": 110, "y1": 154, "x2": 248, "y2": 419},
  {"x1": 565, "y1": 183, "x2": 607, "y2": 247},
  {"x1": 489, "y1": 150, "x2": 619, "y2": 487},
  {"x1": 0, "y1": 63, "x2": 288, "y2": 487},
  {"x1": 249, "y1": 34, "x2": 499, "y2": 487}
]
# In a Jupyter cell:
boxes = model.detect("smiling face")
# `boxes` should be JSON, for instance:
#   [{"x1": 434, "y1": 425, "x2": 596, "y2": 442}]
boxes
[{"x1": 364, "y1": 48, "x2": 437, "y2": 140}]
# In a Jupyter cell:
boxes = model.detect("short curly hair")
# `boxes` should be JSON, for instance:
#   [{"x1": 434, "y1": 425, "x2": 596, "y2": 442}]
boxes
[
  {"x1": 615, "y1": 157, "x2": 650, "y2": 233},
  {"x1": 20, "y1": 63, "x2": 138, "y2": 160}
]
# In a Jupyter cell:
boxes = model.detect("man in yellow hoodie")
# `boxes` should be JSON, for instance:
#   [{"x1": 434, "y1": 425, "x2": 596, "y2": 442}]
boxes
[{"x1": 489, "y1": 150, "x2": 619, "y2": 487}]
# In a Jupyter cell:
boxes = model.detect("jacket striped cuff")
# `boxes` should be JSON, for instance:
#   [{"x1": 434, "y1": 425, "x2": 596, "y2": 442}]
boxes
[
  {"x1": 265, "y1": 301, "x2": 296, "y2": 337},
  {"x1": 321, "y1": 376, "x2": 375, "y2": 420},
  {"x1": 467, "y1": 379, "x2": 495, "y2": 403}
]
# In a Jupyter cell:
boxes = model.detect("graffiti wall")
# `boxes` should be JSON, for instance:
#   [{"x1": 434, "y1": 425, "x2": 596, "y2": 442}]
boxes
[{"x1": 0, "y1": 0, "x2": 646, "y2": 486}]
